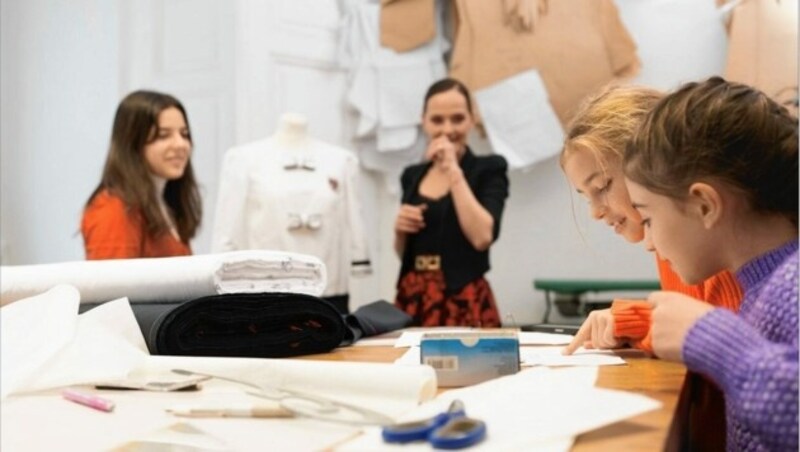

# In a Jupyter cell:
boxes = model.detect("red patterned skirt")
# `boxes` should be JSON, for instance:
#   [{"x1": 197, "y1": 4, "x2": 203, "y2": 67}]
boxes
[{"x1": 394, "y1": 270, "x2": 500, "y2": 327}]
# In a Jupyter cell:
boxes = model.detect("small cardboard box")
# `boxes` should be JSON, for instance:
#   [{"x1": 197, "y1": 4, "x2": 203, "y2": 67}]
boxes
[{"x1": 420, "y1": 330, "x2": 520, "y2": 387}]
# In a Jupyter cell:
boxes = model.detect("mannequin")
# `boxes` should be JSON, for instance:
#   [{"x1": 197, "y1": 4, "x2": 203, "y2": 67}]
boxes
[
  {"x1": 212, "y1": 112, "x2": 372, "y2": 314},
  {"x1": 273, "y1": 113, "x2": 318, "y2": 171},
  {"x1": 274, "y1": 113, "x2": 310, "y2": 149}
]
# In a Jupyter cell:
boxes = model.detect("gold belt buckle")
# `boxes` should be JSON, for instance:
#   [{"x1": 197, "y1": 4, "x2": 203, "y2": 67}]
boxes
[{"x1": 415, "y1": 255, "x2": 441, "y2": 271}]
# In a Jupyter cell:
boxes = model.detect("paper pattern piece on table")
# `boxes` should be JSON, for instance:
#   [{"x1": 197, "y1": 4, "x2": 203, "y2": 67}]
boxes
[
  {"x1": 351, "y1": 337, "x2": 399, "y2": 347},
  {"x1": 3, "y1": 355, "x2": 438, "y2": 451},
  {"x1": 395, "y1": 346, "x2": 624, "y2": 368},
  {"x1": 111, "y1": 422, "x2": 233, "y2": 451},
  {"x1": 1, "y1": 285, "x2": 149, "y2": 398},
  {"x1": 521, "y1": 347, "x2": 626, "y2": 367},
  {"x1": 336, "y1": 367, "x2": 660, "y2": 451},
  {"x1": 518, "y1": 332, "x2": 573, "y2": 345},
  {"x1": 0, "y1": 249, "x2": 327, "y2": 306}
]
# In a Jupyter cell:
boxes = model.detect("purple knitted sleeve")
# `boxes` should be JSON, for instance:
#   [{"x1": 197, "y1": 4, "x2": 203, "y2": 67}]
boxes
[{"x1": 683, "y1": 256, "x2": 799, "y2": 450}]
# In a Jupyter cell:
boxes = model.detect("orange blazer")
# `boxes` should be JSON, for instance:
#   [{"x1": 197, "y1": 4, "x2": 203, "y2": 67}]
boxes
[{"x1": 81, "y1": 190, "x2": 191, "y2": 260}]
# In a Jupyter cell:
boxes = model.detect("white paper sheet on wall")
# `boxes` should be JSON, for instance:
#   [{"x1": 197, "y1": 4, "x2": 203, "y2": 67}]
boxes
[
  {"x1": 615, "y1": 0, "x2": 728, "y2": 90},
  {"x1": 474, "y1": 69, "x2": 565, "y2": 171}
]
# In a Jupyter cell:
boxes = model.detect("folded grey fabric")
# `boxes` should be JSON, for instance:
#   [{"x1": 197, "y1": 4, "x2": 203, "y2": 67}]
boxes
[
  {"x1": 1, "y1": 250, "x2": 326, "y2": 306},
  {"x1": 342, "y1": 300, "x2": 413, "y2": 345},
  {"x1": 150, "y1": 292, "x2": 345, "y2": 358}
]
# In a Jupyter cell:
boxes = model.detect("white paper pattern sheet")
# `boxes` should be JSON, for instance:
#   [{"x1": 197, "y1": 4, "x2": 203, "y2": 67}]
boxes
[
  {"x1": 474, "y1": 69, "x2": 565, "y2": 171},
  {"x1": 338, "y1": 367, "x2": 660, "y2": 451},
  {"x1": 1, "y1": 286, "x2": 149, "y2": 398},
  {"x1": 212, "y1": 137, "x2": 371, "y2": 296}
]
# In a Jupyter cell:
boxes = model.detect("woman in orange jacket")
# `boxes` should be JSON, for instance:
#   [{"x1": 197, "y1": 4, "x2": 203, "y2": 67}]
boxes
[{"x1": 81, "y1": 91, "x2": 201, "y2": 259}]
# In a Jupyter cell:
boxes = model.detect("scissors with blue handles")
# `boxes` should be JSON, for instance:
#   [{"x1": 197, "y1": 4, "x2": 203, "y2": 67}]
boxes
[{"x1": 382, "y1": 400, "x2": 487, "y2": 449}]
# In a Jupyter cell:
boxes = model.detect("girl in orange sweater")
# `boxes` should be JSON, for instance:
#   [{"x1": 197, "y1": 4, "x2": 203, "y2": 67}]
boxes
[{"x1": 81, "y1": 91, "x2": 202, "y2": 259}]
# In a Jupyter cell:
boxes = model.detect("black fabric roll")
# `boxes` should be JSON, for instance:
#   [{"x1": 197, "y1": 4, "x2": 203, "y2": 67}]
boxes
[{"x1": 150, "y1": 292, "x2": 346, "y2": 358}]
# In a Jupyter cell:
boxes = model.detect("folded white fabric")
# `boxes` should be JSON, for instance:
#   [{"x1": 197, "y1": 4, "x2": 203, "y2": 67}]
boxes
[{"x1": 0, "y1": 250, "x2": 327, "y2": 306}]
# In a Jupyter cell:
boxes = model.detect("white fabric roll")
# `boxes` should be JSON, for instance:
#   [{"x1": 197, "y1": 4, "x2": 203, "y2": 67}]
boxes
[{"x1": 0, "y1": 250, "x2": 327, "y2": 306}]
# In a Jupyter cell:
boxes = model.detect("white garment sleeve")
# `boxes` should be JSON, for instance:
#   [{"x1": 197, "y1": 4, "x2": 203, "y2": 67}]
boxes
[
  {"x1": 343, "y1": 154, "x2": 372, "y2": 277},
  {"x1": 211, "y1": 148, "x2": 250, "y2": 252}
]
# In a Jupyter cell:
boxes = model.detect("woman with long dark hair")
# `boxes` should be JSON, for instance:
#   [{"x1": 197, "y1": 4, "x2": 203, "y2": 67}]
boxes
[{"x1": 82, "y1": 90, "x2": 201, "y2": 259}]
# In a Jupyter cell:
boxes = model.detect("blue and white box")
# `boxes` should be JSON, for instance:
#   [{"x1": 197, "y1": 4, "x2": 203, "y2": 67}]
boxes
[{"x1": 420, "y1": 330, "x2": 520, "y2": 387}]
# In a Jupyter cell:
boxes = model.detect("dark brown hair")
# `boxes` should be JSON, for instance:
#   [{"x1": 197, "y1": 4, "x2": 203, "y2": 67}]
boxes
[
  {"x1": 423, "y1": 78, "x2": 473, "y2": 115},
  {"x1": 625, "y1": 76, "x2": 798, "y2": 226},
  {"x1": 87, "y1": 90, "x2": 202, "y2": 241}
]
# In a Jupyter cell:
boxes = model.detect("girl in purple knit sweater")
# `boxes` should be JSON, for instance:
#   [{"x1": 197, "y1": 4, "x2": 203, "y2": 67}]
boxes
[{"x1": 623, "y1": 77, "x2": 798, "y2": 451}]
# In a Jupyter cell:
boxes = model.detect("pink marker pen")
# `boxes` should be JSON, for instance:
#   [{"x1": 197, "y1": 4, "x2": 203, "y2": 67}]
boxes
[{"x1": 62, "y1": 389, "x2": 115, "y2": 413}]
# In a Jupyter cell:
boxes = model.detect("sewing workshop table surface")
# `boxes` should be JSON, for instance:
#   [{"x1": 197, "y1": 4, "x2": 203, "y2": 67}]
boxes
[{"x1": 300, "y1": 345, "x2": 687, "y2": 451}]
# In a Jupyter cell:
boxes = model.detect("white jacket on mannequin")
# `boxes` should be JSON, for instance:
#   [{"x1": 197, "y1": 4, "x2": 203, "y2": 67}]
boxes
[{"x1": 212, "y1": 113, "x2": 372, "y2": 297}]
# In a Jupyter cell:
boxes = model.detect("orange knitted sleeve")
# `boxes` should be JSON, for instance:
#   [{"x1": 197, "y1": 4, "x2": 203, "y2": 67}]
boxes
[
  {"x1": 611, "y1": 300, "x2": 652, "y2": 338},
  {"x1": 610, "y1": 255, "x2": 743, "y2": 354}
]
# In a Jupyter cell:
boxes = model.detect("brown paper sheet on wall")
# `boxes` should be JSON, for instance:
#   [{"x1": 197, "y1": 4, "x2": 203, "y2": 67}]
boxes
[
  {"x1": 449, "y1": 0, "x2": 639, "y2": 126},
  {"x1": 380, "y1": 0, "x2": 437, "y2": 52},
  {"x1": 725, "y1": 0, "x2": 798, "y2": 110}
]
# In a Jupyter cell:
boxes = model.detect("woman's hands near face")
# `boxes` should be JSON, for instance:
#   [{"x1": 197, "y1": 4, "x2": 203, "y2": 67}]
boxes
[
  {"x1": 395, "y1": 203, "x2": 427, "y2": 234},
  {"x1": 426, "y1": 136, "x2": 465, "y2": 185},
  {"x1": 426, "y1": 136, "x2": 459, "y2": 169}
]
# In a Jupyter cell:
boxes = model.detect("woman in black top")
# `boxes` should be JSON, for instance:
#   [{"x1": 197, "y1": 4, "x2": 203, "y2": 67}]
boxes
[{"x1": 393, "y1": 78, "x2": 509, "y2": 327}]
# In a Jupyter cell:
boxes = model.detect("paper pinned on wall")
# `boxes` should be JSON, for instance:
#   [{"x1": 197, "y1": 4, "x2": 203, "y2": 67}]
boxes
[{"x1": 474, "y1": 69, "x2": 565, "y2": 171}]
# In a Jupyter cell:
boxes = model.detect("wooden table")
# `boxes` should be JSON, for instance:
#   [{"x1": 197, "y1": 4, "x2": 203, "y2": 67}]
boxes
[{"x1": 301, "y1": 345, "x2": 686, "y2": 451}]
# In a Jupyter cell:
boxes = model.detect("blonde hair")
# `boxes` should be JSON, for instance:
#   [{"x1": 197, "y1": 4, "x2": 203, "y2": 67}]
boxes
[{"x1": 561, "y1": 85, "x2": 663, "y2": 169}]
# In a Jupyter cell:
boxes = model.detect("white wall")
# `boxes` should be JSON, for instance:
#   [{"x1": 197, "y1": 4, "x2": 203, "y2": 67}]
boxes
[
  {"x1": 1, "y1": 0, "x2": 119, "y2": 264},
  {"x1": 0, "y1": 1, "x2": 730, "y2": 325}
]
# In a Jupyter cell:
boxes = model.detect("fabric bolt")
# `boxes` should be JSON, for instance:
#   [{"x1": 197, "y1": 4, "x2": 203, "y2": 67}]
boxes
[
  {"x1": 211, "y1": 137, "x2": 371, "y2": 297},
  {"x1": 76, "y1": 297, "x2": 412, "y2": 354},
  {"x1": 150, "y1": 292, "x2": 346, "y2": 358},
  {"x1": 449, "y1": 0, "x2": 638, "y2": 125},
  {"x1": 0, "y1": 250, "x2": 326, "y2": 306},
  {"x1": 395, "y1": 270, "x2": 500, "y2": 328},
  {"x1": 683, "y1": 240, "x2": 799, "y2": 451},
  {"x1": 81, "y1": 190, "x2": 191, "y2": 260}
]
